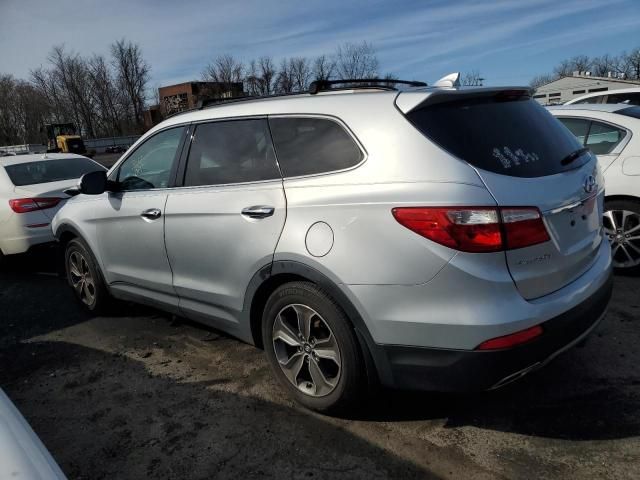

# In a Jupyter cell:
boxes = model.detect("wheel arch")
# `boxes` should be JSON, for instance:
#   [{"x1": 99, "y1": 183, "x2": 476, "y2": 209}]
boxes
[
  {"x1": 604, "y1": 194, "x2": 640, "y2": 205},
  {"x1": 243, "y1": 260, "x2": 393, "y2": 387}
]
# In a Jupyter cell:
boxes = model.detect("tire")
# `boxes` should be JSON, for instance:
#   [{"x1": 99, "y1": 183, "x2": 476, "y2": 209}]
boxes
[
  {"x1": 262, "y1": 281, "x2": 365, "y2": 414},
  {"x1": 604, "y1": 199, "x2": 640, "y2": 276},
  {"x1": 64, "y1": 238, "x2": 111, "y2": 312}
]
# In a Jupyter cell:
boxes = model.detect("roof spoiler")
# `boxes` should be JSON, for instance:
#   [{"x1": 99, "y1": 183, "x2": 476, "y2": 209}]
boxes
[{"x1": 395, "y1": 86, "x2": 534, "y2": 114}]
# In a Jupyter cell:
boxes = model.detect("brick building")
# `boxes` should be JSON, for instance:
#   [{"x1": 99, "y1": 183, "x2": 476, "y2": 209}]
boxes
[{"x1": 158, "y1": 81, "x2": 244, "y2": 117}]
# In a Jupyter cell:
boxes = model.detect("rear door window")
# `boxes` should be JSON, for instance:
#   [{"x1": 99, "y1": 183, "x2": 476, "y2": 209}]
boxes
[
  {"x1": 557, "y1": 117, "x2": 627, "y2": 155},
  {"x1": 557, "y1": 118, "x2": 590, "y2": 144},
  {"x1": 585, "y1": 121, "x2": 626, "y2": 154},
  {"x1": 269, "y1": 117, "x2": 363, "y2": 177},
  {"x1": 407, "y1": 93, "x2": 586, "y2": 178},
  {"x1": 183, "y1": 119, "x2": 280, "y2": 186}
]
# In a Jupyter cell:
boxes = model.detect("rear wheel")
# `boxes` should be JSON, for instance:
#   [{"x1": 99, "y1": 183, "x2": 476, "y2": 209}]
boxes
[
  {"x1": 604, "y1": 199, "x2": 640, "y2": 275},
  {"x1": 262, "y1": 281, "x2": 365, "y2": 414},
  {"x1": 65, "y1": 238, "x2": 110, "y2": 311}
]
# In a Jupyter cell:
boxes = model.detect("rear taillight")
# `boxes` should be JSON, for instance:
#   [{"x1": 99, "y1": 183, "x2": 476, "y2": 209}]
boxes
[
  {"x1": 9, "y1": 197, "x2": 63, "y2": 214},
  {"x1": 476, "y1": 325, "x2": 543, "y2": 350},
  {"x1": 392, "y1": 206, "x2": 549, "y2": 252},
  {"x1": 501, "y1": 208, "x2": 550, "y2": 249}
]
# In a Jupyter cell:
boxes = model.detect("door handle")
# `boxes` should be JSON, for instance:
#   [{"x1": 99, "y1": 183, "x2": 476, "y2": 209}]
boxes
[
  {"x1": 241, "y1": 205, "x2": 275, "y2": 219},
  {"x1": 141, "y1": 208, "x2": 162, "y2": 220}
]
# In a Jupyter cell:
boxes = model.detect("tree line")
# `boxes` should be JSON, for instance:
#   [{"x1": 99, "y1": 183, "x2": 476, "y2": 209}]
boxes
[
  {"x1": 0, "y1": 39, "x2": 149, "y2": 146},
  {"x1": 200, "y1": 42, "x2": 390, "y2": 96},
  {"x1": 530, "y1": 46, "x2": 640, "y2": 88},
  {"x1": 1, "y1": 35, "x2": 485, "y2": 146}
]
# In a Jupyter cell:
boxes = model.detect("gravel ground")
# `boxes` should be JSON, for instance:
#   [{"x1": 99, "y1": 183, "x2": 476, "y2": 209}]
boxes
[{"x1": 0, "y1": 251, "x2": 639, "y2": 479}]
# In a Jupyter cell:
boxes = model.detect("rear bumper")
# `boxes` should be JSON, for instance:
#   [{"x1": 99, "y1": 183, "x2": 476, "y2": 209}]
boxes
[{"x1": 379, "y1": 271, "x2": 613, "y2": 392}]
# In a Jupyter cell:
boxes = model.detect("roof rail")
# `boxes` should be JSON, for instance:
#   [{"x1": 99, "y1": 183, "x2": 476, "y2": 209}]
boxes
[
  {"x1": 165, "y1": 91, "x2": 308, "y2": 119},
  {"x1": 308, "y1": 78, "x2": 427, "y2": 94}
]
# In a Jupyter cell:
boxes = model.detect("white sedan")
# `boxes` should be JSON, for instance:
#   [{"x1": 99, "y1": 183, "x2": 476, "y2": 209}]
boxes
[
  {"x1": 0, "y1": 153, "x2": 105, "y2": 260},
  {"x1": 0, "y1": 388, "x2": 66, "y2": 479},
  {"x1": 549, "y1": 104, "x2": 640, "y2": 274}
]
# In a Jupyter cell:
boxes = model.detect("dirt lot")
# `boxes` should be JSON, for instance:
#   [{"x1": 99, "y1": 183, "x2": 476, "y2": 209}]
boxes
[{"x1": 1, "y1": 251, "x2": 639, "y2": 479}]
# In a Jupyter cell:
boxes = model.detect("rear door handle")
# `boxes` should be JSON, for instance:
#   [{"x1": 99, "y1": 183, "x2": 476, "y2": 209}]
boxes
[
  {"x1": 241, "y1": 206, "x2": 275, "y2": 219},
  {"x1": 141, "y1": 208, "x2": 162, "y2": 221}
]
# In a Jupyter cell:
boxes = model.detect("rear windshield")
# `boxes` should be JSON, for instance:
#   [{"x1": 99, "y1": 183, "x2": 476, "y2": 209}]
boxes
[
  {"x1": 407, "y1": 93, "x2": 587, "y2": 177},
  {"x1": 4, "y1": 158, "x2": 104, "y2": 186}
]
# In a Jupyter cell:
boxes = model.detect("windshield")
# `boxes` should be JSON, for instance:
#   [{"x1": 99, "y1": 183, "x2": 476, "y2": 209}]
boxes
[
  {"x1": 407, "y1": 93, "x2": 588, "y2": 178},
  {"x1": 4, "y1": 158, "x2": 105, "y2": 186}
]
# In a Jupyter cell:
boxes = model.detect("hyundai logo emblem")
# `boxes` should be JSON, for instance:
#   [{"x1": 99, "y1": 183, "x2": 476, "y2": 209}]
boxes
[{"x1": 583, "y1": 175, "x2": 597, "y2": 194}]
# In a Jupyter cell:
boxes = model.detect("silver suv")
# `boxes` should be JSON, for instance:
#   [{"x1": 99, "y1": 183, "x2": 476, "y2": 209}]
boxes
[{"x1": 53, "y1": 80, "x2": 613, "y2": 413}]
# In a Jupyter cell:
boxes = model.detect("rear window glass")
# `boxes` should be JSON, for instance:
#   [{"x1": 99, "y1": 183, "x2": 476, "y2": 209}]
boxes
[
  {"x1": 269, "y1": 117, "x2": 363, "y2": 177},
  {"x1": 407, "y1": 93, "x2": 587, "y2": 177},
  {"x1": 184, "y1": 119, "x2": 280, "y2": 186},
  {"x1": 4, "y1": 158, "x2": 104, "y2": 186}
]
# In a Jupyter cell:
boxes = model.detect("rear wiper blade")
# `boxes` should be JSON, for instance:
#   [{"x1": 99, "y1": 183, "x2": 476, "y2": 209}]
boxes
[{"x1": 560, "y1": 147, "x2": 590, "y2": 166}]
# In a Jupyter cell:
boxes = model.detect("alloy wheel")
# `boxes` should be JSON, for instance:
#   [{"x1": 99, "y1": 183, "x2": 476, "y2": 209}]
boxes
[
  {"x1": 68, "y1": 251, "x2": 96, "y2": 306},
  {"x1": 604, "y1": 209, "x2": 640, "y2": 269},
  {"x1": 271, "y1": 304, "x2": 341, "y2": 397}
]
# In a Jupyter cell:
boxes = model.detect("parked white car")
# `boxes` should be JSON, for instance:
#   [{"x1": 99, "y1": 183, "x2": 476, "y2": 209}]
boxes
[
  {"x1": 549, "y1": 104, "x2": 640, "y2": 274},
  {"x1": 0, "y1": 389, "x2": 66, "y2": 479},
  {"x1": 565, "y1": 87, "x2": 640, "y2": 106},
  {"x1": 0, "y1": 153, "x2": 105, "y2": 260}
]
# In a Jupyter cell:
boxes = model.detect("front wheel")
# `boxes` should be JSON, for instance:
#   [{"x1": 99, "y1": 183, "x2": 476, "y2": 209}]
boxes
[
  {"x1": 65, "y1": 238, "x2": 110, "y2": 311},
  {"x1": 604, "y1": 199, "x2": 640, "y2": 275},
  {"x1": 262, "y1": 281, "x2": 366, "y2": 414}
]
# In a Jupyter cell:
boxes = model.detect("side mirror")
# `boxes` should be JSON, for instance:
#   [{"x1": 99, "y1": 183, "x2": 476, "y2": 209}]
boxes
[{"x1": 80, "y1": 170, "x2": 108, "y2": 195}]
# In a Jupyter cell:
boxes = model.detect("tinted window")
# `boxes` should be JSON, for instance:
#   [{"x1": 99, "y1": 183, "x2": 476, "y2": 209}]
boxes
[
  {"x1": 586, "y1": 121, "x2": 626, "y2": 155},
  {"x1": 558, "y1": 118, "x2": 590, "y2": 144},
  {"x1": 269, "y1": 117, "x2": 363, "y2": 177},
  {"x1": 4, "y1": 158, "x2": 105, "y2": 186},
  {"x1": 573, "y1": 96, "x2": 601, "y2": 104},
  {"x1": 407, "y1": 93, "x2": 586, "y2": 178},
  {"x1": 607, "y1": 93, "x2": 640, "y2": 106},
  {"x1": 184, "y1": 119, "x2": 280, "y2": 186},
  {"x1": 118, "y1": 127, "x2": 184, "y2": 190},
  {"x1": 618, "y1": 106, "x2": 640, "y2": 119}
]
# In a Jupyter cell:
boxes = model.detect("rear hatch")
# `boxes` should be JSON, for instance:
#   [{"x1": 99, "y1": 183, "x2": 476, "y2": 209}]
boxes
[{"x1": 404, "y1": 89, "x2": 604, "y2": 299}]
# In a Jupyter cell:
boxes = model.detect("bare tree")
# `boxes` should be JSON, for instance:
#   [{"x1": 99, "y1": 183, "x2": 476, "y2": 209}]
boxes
[
  {"x1": 47, "y1": 46, "x2": 97, "y2": 138},
  {"x1": 624, "y1": 47, "x2": 640, "y2": 80},
  {"x1": 275, "y1": 58, "x2": 295, "y2": 93},
  {"x1": 87, "y1": 54, "x2": 123, "y2": 136},
  {"x1": 591, "y1": 54, "x2": 620, "y2": 77},
  {"x1": 202, "y1": 53, "x2": 244, "y2": 97},
  {"x1": 312, "y1": 55, "x2": 335, "y2": 81},
  {"x1": 0, "y1": 75, "x2": 49, "y2": 145},
  {"x1": 461, "y1": 70, "x2": 484, "y2": 86},
  {"x1": 335, "y1": 41, "x2": 379, "y2": 79},
  {"x1": 290, "y1": 57, "x2": 312, "y2": 92},
  {"x1": 554, "y1": 55, "x2": 592, "y2": 77},
  {"x1": 245, "y1": 56, "x2": 276, "y2": 96},
  {"x1": 111, "y1": 39, "x2": 150, "y2": 131}
]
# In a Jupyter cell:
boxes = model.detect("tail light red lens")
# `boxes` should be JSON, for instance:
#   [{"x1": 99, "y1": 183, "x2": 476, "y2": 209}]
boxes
[
  {"x1": 392, "y1": 207, "x2": 502, "y2": 253},
  {"x1": 9, "y1": 197, "x2": 63, "y2": 214},
  {"x1": 476, "y1": 324, "x2": 543, "y2": 350},
  {"x1": 501, "y1": 208, "x2": 550, "y2": 249},
  {"x1": 392, "y1": 206, "x2": 549, "y2": 252}
]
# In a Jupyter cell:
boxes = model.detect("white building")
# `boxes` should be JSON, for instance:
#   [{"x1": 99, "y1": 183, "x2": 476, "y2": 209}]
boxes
[{"x1": 534, "y1": 73, "x2": 640, "y2": 105}]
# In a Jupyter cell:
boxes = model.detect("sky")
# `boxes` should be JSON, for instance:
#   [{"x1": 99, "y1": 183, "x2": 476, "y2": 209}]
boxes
[{"x1": 1, "y1": 0, "x2": 639, "y2": 89}]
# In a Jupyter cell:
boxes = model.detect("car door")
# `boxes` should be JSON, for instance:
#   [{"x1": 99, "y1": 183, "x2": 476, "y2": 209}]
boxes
[
  {"x1": 164, "y1": 118, "x2": 285, "y2": 337},
  {"x1": 94, "y1": 125, "x2": 187, "y2": 311}
]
